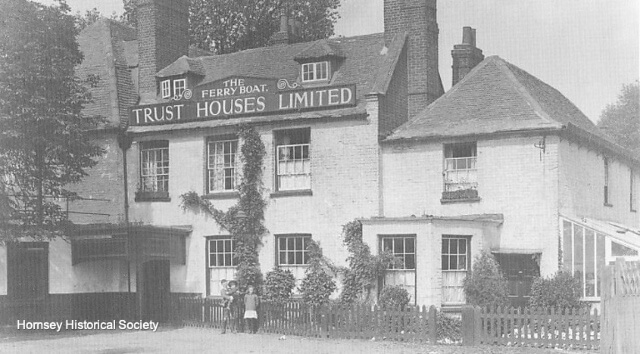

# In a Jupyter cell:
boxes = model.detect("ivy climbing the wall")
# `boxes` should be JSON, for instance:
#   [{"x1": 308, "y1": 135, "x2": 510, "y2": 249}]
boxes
[
  {"x1": 339, "y1": 220, "x2": 398, "y2": 305},
  {"x1": 180, "y1": 125, "x2": 266, "y2": 291}
]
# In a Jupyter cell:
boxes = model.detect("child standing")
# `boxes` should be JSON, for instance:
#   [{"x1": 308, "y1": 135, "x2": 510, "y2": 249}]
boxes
[{"x1": 243, "y1": 285, "x2": 260, "y2": 334}]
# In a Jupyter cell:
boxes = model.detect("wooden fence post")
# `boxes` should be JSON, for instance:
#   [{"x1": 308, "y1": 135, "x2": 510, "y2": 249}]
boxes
[
  {"x1": 427, "y1": 305, "x2": 437, "y2": 344},
  {"x1": 462, "y1": 305, "x2": 480, "y2": 346}
]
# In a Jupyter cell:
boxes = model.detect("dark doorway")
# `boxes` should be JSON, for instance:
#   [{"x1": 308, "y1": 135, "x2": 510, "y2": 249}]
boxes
[
  {"x1": 494, "y1": 253, "x2": 540, "y2": 308},
  {"x1": 7, "y1": 242, "x2": 48, "y2": 301},
  {"x1": 141, "y1": 260, "x2": 170, "y2": 322}
]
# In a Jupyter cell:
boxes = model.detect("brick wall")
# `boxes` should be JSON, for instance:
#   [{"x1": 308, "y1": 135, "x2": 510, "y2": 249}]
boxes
[
  {"x1": 384, "y1": 0, "x2": 442, "y2": 118},
  {"x1": 558, "y1": 138, "x2": 639, "y2": 228},
  {"x1": 136, "y1": 0, "x2": 188, "y2": 98},
  {"x1": 380, "y1": 134, "x2": 561, "y2": 276},
  {"x1": 127, "y1": 101, "x2": 382, "y2": 294}
]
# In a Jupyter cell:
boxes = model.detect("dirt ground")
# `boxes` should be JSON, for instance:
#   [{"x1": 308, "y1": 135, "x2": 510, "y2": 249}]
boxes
[{"x1": 0, "y1": 326, "x2": 595, "y2": 354}]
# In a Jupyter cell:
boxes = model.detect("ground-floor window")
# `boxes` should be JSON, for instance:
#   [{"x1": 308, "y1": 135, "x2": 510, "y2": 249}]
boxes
[
  {"x1": 381, "y1": 235, "x2": 416, "y2": 270},
  {"x1": 206, "y1": 237, "x2": 237, "y2": 297},
  {"x1": 441, "y1": 235, "x2": 470, "y2": 306},
  {"x1": 276, "y1": 234, "x2": 311, "y2": 266}
]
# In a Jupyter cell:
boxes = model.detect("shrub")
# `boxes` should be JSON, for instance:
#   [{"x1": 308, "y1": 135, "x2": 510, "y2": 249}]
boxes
[
  {"x1": 299, "y1": 240, "x2": 337, "y2": 307},
  {"x1": 436, "y1": 311, "x2": 461, "y2": 342},
  {"x1": 463, "y1": 250, "x2": 510, "y2": 308},
  {"x1": 263, "y1": 267, "x2": 296, "y2": 303},
  {"x1": 378, "y1": 285, "x2": 410, "y2": 309},
  {"x1": 529, "y1": 271, "x2": 583, "y2": 309}
]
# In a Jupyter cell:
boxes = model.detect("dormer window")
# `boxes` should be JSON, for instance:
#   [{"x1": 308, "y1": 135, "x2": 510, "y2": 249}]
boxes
[
  {"x1": 161, "y1": 80, "x2": 171, "y2": 98},
  {"x1": 160, "y1": 78, "x2": 187, "y2": 99},
  {"x1": 302, "y1": 62, "x2": 329, "y2": 82}
]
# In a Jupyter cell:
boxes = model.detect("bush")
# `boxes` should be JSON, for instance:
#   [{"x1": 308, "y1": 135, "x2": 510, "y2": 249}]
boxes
[
  {"x1": 463, "y1": 250, "x2": 510, "y2": 308},
  {"x1": 263, "y1": 267, "x2": 296, "y2": 303},
  {"x1": 299, "y1": 240, "x2": 337, "y2": 307},
  {"x1": 529, "y1": 271, "x2": 583, "y2": 309},
  {"x1": 378, "y1": 285, "x2": 410, "y2": 309},
  {"x1": 436, "y1": 311, "x2": 461, "y2": 342}
]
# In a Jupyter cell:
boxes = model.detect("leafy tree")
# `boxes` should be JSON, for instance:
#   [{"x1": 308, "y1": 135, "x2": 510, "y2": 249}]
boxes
[
  {"x1": 75, "y1": 8, "x2": 102, "y2": 30},
  {"x1": 123, "y1": 0, "x2": 341, "y2": 54},
  {"x1": 0, "y1": 0, "x2": 104, "y2": 240},
  {"x1": 529, "y1": 271, "x2": 583, "y2": 310},
  {"x1": 463, "y1": 251, "x2": 510, "y2": 308},
  {"x1": 597, "y1": 82, "x2": 640, "y2": 154},
  {"x1": 264, "y1": 267, "x2": 296, "y2": 303},
  {"x1": 299, "y1": 240, "x2": 336, "y2": 308}
]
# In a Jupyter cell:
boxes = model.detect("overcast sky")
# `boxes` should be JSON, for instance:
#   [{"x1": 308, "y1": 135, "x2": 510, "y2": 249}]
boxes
[{"x1": 39, "y1": 0, "x2": 639, "y2": 123}]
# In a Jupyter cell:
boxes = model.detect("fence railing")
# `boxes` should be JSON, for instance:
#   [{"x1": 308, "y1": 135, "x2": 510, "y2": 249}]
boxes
[
  {"x1": 601, "y1": 258, "x2": 640, "y2": 354},
  {"x1": 462, "y1": 306, "x2": 599, "y2": 350},
  {"x1": 172, "y1": 297, "x2": 437, "y2": 342}
]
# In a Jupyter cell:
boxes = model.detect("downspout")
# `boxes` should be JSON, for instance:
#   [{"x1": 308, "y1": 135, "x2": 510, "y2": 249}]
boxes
[{"x1": 117, "y1": 131, "x2": 133, "y2": 293}]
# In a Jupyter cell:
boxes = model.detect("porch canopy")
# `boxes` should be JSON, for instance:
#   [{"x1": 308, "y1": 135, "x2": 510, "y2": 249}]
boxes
[{"x1": 67, "y1": 224, "x2": 191, "y2": 265}]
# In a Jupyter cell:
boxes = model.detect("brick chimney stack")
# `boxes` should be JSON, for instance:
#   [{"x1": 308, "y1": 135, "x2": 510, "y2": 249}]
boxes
[
  {"x1": 136, "y1": 0, "x2": 189, "y2": 103},
  {"x1": 451, "y1": 27, "x2": 484, "y2": 87},
  {"x1": 384, "y1": 0, "x2": 443, "y2": 118},
  {"x1": 269, "y1": 8, "x2": 301, "y2": 45}
]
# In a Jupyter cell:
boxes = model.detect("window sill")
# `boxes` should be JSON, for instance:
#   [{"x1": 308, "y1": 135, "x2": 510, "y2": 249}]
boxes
[
  {"x1": 135, "y1": 191, "x2": 171, "y2": 202},
  {"x1": 604, "y1": 203, "x2": 613, "y2": 207},
  {"x1": 202, "y1": 191, "x2": 240, "y2": 200},
  {"x1": 270, "y1": 189, "x2": 313, "y2": 198},
  {"x1": 441, "y1": 197, "x2": 481, "y2": 204},
  {"x1": 277, "y1": 264, "x2": 310, "y2": 267}
]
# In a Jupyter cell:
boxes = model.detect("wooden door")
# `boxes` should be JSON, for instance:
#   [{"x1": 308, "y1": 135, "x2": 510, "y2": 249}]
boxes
[
  {"x1": 494, "y1": 253, "x2": 540, "y2": 308},
  {"x1": 141, "y1": 260, "x2": 170, "y2": 322}
]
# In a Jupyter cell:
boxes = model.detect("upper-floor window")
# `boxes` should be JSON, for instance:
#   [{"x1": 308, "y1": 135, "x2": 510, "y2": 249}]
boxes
[
  {"x1": 140, "y1": 140, "x2": 169, "y2": 193},
  {"x1": 381, "y1": 236, "x2": 416, "y2": 270},
  {"x1": 301, "y1": 62, "x2": 329, "y2": 82},
  {"x1": 160, "y1": 78, "x2": 187, "y2": 99},
  {"x1": 442, "y1": 142, "x2": 477, "y2": 201},
  {"x1": 275, "y1": 128, "x2": 310, "y2": 191},
  {"x1": 161, "y1": 80, "x2": 171, "y2": 98},
  {"x1": 207, "y1": 138, "x2": 239, "y2": 193},
  {"x1": 277, "y1": 234, "x2": 310, "y2": 266},
  {"x1": 604, "y1": 157, "x2": 611, "y2": 206},
  {"x1": 630, "y1": 169, "x2": 636, "y2": 212},
  {"x1": 208, "y1": 237, "x2": 236, "y2": 267}
]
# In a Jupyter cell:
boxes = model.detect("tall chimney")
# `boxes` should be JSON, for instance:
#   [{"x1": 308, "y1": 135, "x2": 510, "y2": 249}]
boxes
[
  {"x1": 269, "y1": 8, "x2": 293, "y2": 45},
  {"x1": 451, "y1": 27, "x2": 484, "y2": 87},
  {"x1": 136, "y1": 0, "x2": 189, "y2": 102},
  {"x1": 384, "y1": 0, "x2": 443, "y2": 118}
]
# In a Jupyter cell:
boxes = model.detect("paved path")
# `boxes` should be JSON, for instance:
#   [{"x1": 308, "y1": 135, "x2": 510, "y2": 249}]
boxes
[{"x1": 0, "y1": 326, "x2": 593, "y2": 354}]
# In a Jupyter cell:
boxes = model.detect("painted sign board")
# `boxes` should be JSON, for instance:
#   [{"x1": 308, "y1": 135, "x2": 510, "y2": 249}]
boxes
[{"x1": 129, "y1": 76, "x2": 357, "y2": 126}]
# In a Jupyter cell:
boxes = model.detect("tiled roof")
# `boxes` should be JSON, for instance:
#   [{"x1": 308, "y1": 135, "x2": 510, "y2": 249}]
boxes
[
  {"x1": 294, "y1": 39, "x2": 345, "y2": 61},
  {"x1": 387, "y1": 56, "x2": 610, "y2": 142},
  {"x1": 156, "y1": 56, "x2": 206, "y2": 77}
]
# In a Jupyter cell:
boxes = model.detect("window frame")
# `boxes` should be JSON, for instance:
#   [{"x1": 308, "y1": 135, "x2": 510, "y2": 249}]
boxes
[
  {"x1": 139, "y1": 140, "x2": 170, "y2": 194},
  {"x1": 604, "y1": 157, "x2": 611, "y2": 206},
  {"x1": 380, "y1": 235, "x2": 416, "y2": 270},
  {"x1": 207, "y1": 137, "x2": 239, "y2": 193},
  {"x1": 274, "y1": 128, "x2": 311, "y2": 192},
  {"x1": 630, "y1": 168, "x2": 636, "y2": 212},
  {"x1": 173, "y1": 78, "x2": 186, "y2": 98},
  {"x1": 160, "y1": 79, "x2": 171, "y2": 98},
  {"x1": 441, "y1": 235, "x2": 471, "y2": 272},
  {"x1": 207, "y1": 236, "x2": 237, "y2": 268},
  {"x1": 276, "y1": 234, "x2": 311, "y2": 266},
  {"x1": 301, "y1": 62, "x2": 329, "y2": 83}
]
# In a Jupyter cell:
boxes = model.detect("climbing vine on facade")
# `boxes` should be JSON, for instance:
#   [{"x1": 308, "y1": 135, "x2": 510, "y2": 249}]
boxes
[
  {"x1": 180, "y1": 125, "x2": 266, "y2": 291},
  {"x1": 339, "y1": 220, "x2": 398, "y2": 304}
]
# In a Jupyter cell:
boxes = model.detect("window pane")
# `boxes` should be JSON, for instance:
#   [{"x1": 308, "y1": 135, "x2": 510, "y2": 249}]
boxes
[
  {"x1": 442, "y1": 239, "x2": 448, "y2": 254},
  {"x1": 611, "y1": 242, "x2": 639, "y2": 256},
  {"x1": 217, "y1": 254, "x2": 224, "y2": 266},
  {"x1": 210, "y1": 241, "x2": 217, "y2": 253},
  {"x1": 287, "y1": 237, "x2": 295, "y2": 249},
  {"x1": 224, "y1": 240, "x2": 231, "y2": 252},
  {"x1": 459, "y1": 239, "x2": 466, "y2": 254},
  {"x1": 279, "y1": 252, "x2": 286, "y2": 265},
  {"x1": 450, "y1": 239, "x2": 458, "y2": 254},
  {"x1": 573, "y1": 226, "x2": 584, "y2": 297},
  {"x1": 288, "y1": 252, "x2": 295, "y2": 265},
  {"x1": 585, "y1": 230, "x2": 595, "y2": 297},
  {"x1": 442, "y1": 256, "x2": 448, "y2": 270},
  {"x1": 295, "y1": 237, "x2": 302, "y2": 250},
  {"x1": 406, "y1": 238, "x2": 415, "y2": 253},
  {"x1": 225, "y1": 254, "x2": 232, "y2": 267},
  {"x1": 597, "y1": 233, "x2": 605, "y2": 297},
  {"x1": 406, "y1": 255, "x2": 415, "y2": 270},
  {"x1": 562, "y1": 220, "x2": 573, "y2": 272},
  {"x1": 394, "y1": 239, "x2": 403, "y2": 253},
  {"x1": 295, "y1": 251, "x2": 302, "y2": 264},
  {"x1": 383, "y1": 239, "x2": 393, "y2": 252},
  {"x1": 458, "y1": 255, "x2": 467, "y2": 270}
]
